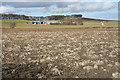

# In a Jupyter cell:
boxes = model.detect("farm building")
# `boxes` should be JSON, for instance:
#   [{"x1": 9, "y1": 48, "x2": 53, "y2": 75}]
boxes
[
  {"x1": 31, "y1": 21, "x2": 45, "y2": 24},
  {"x1": 30, "y1": 20, "x2": 83, "y2": 25},
  {"x1": 45, "y1": 20, "x2": 59, "y2": 25},
  {"x1": 40, "y1": 21, "x2": 45, "y2": 24},
  {"x1": 31, "y1": 21, "x2": 37, "y2": 24}
]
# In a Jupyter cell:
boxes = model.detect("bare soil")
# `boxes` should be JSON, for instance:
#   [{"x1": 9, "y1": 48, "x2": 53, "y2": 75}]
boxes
[{"x1": 2, "y1": 28, "x2": 120, "y2": 78}]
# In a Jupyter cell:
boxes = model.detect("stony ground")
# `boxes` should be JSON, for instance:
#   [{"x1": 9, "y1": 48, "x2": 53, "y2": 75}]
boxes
[{"x1": 2, "y1": 28, "x2": 120, "y2": 78}]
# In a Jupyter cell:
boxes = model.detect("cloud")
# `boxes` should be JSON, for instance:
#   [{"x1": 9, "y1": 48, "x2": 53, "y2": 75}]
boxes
[
  {"x1": 0, "y1": 6, "x2": 34, "y2": 14},
  {"x1": 1, "y1": 0, "x2": 83, "y2": 2},
  {"x1": 1, "y1": 1, "x2": 117, "y2": 8},
  {"x1": 0, "y1": 2, "x2": 117, "y2": 14},
  {"x1": 38, "y1": 2, "x2": 116, "y2": 13},
  {"x1": 0, "y1": 6, "x2": 15, "y2": 13},
  {"x1": 2, "y1": 2, "x2": 55, "y2": 8},
  {"x1": 0, "y1": 0, "x2": 118, "y2": 2}
]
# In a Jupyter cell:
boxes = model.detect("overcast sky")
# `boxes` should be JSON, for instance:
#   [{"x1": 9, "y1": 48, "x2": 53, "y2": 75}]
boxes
[{"x1": 0, "y1": 0, "x2": 119, "y2": 20}]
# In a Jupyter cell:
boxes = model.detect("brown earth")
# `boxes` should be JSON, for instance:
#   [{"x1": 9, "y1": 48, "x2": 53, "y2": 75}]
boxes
[{"x1": 2, "y1": 28, "x2": 120, "y2": 78}]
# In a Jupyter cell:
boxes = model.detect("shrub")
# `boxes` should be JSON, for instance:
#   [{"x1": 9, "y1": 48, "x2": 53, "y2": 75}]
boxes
[
  {"x1": 10, "y1": 22, "x2": 16, "y2": 28},
  {"x1": 78, "y1": 21, "x2": 83, "y2": 25}
]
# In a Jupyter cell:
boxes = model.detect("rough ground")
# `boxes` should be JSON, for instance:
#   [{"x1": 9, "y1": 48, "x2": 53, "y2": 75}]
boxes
[{"x1": 2, "y1": 28, "x2": 120, "y2": 78}]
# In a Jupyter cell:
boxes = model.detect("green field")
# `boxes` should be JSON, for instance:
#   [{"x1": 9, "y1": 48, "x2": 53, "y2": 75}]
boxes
[{"x1": 1, "y1": 19, "x2": 118, "y2": 28}]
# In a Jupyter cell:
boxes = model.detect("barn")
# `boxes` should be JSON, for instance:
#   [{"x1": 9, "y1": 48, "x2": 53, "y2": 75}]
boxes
[
  {"x1": 39, "y1": 21, "x2": 45, "y2": 24},
  {"x1": 31, "y1": 21, "x2": 36, "y2": 24},
  {"x1": 31, "y1": 21, "x2": 45, "y2": 24}
]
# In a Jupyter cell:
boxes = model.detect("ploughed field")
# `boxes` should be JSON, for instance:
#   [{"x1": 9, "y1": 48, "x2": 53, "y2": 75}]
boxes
[{"x1": 2, "y1": 28, "x2": 120, "y2": 78}]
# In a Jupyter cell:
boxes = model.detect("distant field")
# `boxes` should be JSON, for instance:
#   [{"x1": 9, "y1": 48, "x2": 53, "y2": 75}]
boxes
[{"x1": 1, "y1": 19, "x2": 118, "y2": 28}]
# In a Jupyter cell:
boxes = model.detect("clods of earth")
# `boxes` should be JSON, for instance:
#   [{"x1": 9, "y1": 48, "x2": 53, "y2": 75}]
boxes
[{"x1": 2, "y1": 28, "x2": 120, "y2": 78}]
